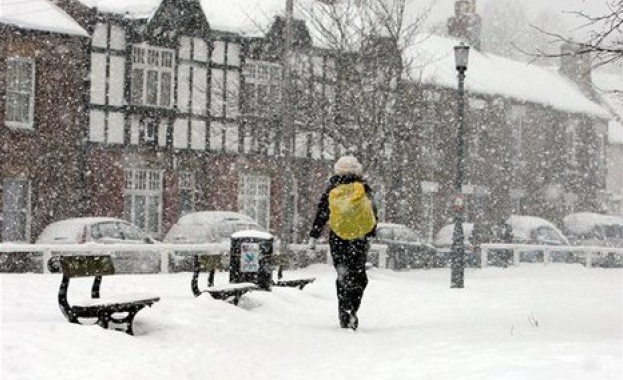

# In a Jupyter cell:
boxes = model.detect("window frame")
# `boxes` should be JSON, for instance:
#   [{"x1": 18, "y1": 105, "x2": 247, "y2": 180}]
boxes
[
  {"x1": 5, "y1": 57, "x2": 35, "y2": 129},
  {"x1": 242, "y1": 60, "x2": 282, "y2": 116},
  {"x1": 131, "y1": 45, "x2": 175, "y2": 108},
  {"x1": 179, "y1": 171, "x2": 196, "y2": 215},
  {"x1": 1, "y1": 179, "x2": 31, "y2": 242},
  {"x1": 123, "y1": 168, "x2": 163, "y2": 236},
  {"x1": 238, "y1": 174, "x2": 271, "y2": 230}
]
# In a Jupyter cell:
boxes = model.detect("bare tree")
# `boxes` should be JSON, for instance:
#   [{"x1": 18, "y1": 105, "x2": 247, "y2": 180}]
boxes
[
  {"x1": 533, "y1": 0, "x2": 623, "y2": 68},
  {"x1": 298, "y1": 0, "x2": 432, "y2": 168}
]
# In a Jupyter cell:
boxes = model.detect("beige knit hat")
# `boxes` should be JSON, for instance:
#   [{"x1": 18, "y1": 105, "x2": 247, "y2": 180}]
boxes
[{"x1": 334, "y1": 155, "x2": 363, "y2": 176}]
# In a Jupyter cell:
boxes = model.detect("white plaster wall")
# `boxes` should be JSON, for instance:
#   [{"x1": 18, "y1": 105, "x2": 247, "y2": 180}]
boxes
[
  {"x1": 107, "y1": 112, "x2": 125, "y2": 144},
  {"x1": 177, "y1": 64, "x2": 191, "y2": 112},
  {"x1": 190, "y1": 119, "x2": 206, "y2": 150},
  {"x1": 90, "y1": 53, "x2": 106, "y2": 105},
  {"x1": 89, "y1": 110, "x2": 105, "y2": 142},
  {"x1": 109, "y1": 56, "x2": 125, "y2": 106},
  {"x1": 173, "y1": 118, "x2": 189, "y2": 149},
  {"x1": 192, "y1": 67, "x2": 207, "y2": 115},
  {"x1": 110, "y1": 25, "x2": 125, "y2": 51}
]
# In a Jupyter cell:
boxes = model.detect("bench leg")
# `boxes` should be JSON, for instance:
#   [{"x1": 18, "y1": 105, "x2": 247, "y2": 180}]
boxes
[{"x1": 96, "y1": 309, "x2": 141, "y2": 335}]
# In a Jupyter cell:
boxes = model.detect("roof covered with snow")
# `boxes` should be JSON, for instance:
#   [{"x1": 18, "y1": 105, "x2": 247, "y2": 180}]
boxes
[
  {"x1": 0, "y1": 0, "x2": 89, "y2": 37},
  {"x1": 76, "y1": 0, "x2": 310, "y2": 36},
  {"x1": 404, "y1": 34, "x2": 610, "y2": 118}
]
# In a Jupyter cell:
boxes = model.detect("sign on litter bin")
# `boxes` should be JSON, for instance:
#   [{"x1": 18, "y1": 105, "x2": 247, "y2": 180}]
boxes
[
  {"x1": 240, "y1": 243, "x2": 260, "y2": 272},
  {"x1": 230, "y1": 230, "x2": 274, "y2": 290}
]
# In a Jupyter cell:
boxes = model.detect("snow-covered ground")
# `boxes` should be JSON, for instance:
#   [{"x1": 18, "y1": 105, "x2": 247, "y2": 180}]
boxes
[{"x1": 1, "y1": 264, "x2": 622, "y2": 380}]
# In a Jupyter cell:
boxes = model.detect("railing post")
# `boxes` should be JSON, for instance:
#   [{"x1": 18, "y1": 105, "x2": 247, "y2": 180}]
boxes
[
  {"x1": 378, "y1": 246, "x2": 387, "y2": 269},
  {"x1": 42, "y1": 248, "x2": 52, "y2": 274},
  {"x1": 481, "y1": 246, "x2": 488, "y2": 268},
  {"x1": 160, "y1": 250, "x2": 169, "y2": 274},
  {"x1": 513, "y1": 247, "x2": 520, "y2": 266},
  {"x1": 543, "y1": 248, "x2": 550, "y2": 266},
  {"x1": 586, "y1": 251, "x2": 593, "y2": 268}
]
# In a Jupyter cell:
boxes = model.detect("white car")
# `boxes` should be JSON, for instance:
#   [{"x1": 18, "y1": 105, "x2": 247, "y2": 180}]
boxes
[
  {"x1": 37, "y1": 217, "x2": 158, "y2": 273},
  {"x1": 164, "y1": 211, "x2": 272, "y2": 271},
  {"x1": 563, "y1": 212, "x2": 623, "y2": 267},
  {"x1": 503, "y1": 215, "x2": 571, "y2": 263},
  {"x1": 37, "y1": 217, "x2": 156, "y2": 245},
  {"x1": 164, "y1": 211, "x2": 265, "y2": 245}
]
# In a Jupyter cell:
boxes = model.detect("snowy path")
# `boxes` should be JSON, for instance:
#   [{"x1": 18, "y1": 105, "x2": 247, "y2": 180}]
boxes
[{"x1": 1, "y1": 264, "x2": 621, "y2": 380}]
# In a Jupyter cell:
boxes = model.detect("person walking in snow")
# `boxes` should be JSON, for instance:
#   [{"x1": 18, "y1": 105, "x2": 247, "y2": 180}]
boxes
[{"x1": 309, "y1": 156, "x2": 377, "y2": 330}]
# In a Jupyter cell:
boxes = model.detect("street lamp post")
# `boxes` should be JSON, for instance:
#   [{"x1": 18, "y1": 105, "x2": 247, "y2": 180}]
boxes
[
  {"x1": 450, "y1": 42, "x2": 469, "y2": 289},
  {"x1": 280, "y1": 0, "x2": 295, "y2": 256}
]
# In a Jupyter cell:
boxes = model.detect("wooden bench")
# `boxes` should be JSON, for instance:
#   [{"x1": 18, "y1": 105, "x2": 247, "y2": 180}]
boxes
[
  {"x1": 191, "y1": 254, "x2": 258, "y2": 305},
  {"x1": 271, "y1": 254, "x2": 316, "y2": 290},
  {"x1": 57, "y1": 255, "x2": 160, "y2": 335}
]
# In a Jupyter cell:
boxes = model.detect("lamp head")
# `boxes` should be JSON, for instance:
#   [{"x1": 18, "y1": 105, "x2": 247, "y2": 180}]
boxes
[{"x1": 454, "y1": 42, "x2": 470, "y2": 72}]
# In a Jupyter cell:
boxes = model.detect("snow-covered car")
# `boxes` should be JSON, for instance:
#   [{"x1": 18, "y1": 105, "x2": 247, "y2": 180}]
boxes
[
  {"x1": 36, "y1": 217, "x2": 156, "y2": 245},
  {"x1": 433, "y1": 222, "x2": 479, "y2": 267},
  {"x1": 563, "y1": 212, "x2": 623, "y2": 267},
  {"x1": 505, "y1": 215, "x2": 572, "y2": 263},
  {"x1": 37, "y1": 217, "x2": 159, "y2": 273},
  {"x1": 164, "y1": 211, "x2": 265, "y2": 245},
  {"x1": 164, "y1": 211, "x2": 272, "y2": 271},
  {"x1": 373, "y1": 223, "x2": 438, "y2": 269}
]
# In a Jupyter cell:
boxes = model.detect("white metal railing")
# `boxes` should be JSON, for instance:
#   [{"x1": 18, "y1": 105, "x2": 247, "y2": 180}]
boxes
[
  {"x1": 480, "y1": 243, "x2": 623, "y2": 268},
  {"x1": 0, "y1": 243, "x2": 228, "y2": 274},
  {"x1": 0, "y1": 242, "x2": 389, "y2": 273},
  {"x1": 278, "y1": 243, "x2": 389, "y2": 268}
]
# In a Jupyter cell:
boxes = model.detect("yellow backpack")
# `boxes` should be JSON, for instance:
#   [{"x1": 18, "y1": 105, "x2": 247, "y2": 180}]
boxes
[{"x1": 328, "y1": 182, "x2": 376, "y2": 240}]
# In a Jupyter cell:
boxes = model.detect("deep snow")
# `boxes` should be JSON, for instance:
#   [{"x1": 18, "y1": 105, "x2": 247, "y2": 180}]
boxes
[{"x1": 1, "y1": 264, "x2": 622, "y2": 380}]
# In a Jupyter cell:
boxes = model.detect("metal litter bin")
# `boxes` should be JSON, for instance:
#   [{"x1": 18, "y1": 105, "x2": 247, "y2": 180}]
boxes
[{"x1": 229, "y1": 230, "x2": 274, "y2": 290}]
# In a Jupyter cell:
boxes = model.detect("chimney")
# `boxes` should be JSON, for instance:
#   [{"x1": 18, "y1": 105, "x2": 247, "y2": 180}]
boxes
[
  {"x1": 447, "y1": 0, "x2": 482, "y2": 50},
  {"x1": 559, "y1": 42, "x2": 595, "y2": 98}
]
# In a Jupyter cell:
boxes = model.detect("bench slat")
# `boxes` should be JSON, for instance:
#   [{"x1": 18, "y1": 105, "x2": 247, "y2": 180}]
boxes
[
  {"x1": 61, "y1": 255, "x2": 115, "y2": 277},
  {"x1": 72, "y1": 293, "x2": 161, "y2": 308}
]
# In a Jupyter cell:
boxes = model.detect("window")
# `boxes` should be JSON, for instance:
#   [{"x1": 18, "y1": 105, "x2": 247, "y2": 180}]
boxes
[
  {"x1": 238, "y1": 175, "x2": 270, "y2": 230},
  {"x1": 131, "y1": 45, "x2": 174, "y2": 107},
  {"x1": 5, "y1": 58, "x2": 35, "y2": 128},
  {"x1": 243, "y1": 60, "x2": 281, "y2": 116},
  {"x1": 179, "y1": 172, "x2": 195, "y2": 215},
  {"x1": 2, "y1": 179, "x2": 31, "y2": 242},
  {"x1": 566, "y1": 119, "x2": 579, "y2": 165},
  {"x1": 509, "y1": 105, "x2": 526, "y2": 163},
  {"x1": 124, "y1": 169, "x2": 162, "y2": 236}
]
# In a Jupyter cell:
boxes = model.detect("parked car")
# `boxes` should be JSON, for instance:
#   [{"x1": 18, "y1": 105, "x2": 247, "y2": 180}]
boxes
[
  {"x1": 505, "y1": 215, "x2": 571, "y2": 263},
  {"x1": 37, "y1": 217, "x2": 156, "y2": 245},
  {"x1": 433, "y1": 223, "x2": 479, "y2": 267},
  {"x1": 563, "y1": 212, "x2": 623, "y2": 267},
  {"x1": 164, "y1": 211, "x2": 265, "y2": 245},
  {"x1": 164, "y1": 211, "x2": 269, "y2": 271},
  {"x1": 36, "y1": 217, "x2": 159, "y2": 273},
  {"x1": 373, "y1": 223, "x2": 438, "y2": 269}
]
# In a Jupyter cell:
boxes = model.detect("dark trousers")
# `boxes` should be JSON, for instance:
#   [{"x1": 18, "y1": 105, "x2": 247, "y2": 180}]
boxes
[{"x1": 329, "y1": 233, "x2": 369, "y2": 323}]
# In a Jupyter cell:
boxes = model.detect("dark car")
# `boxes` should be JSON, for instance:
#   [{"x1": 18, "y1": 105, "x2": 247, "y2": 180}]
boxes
[{"x1": 373, "y1": 223, "x2": 438, "y2": 269}]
